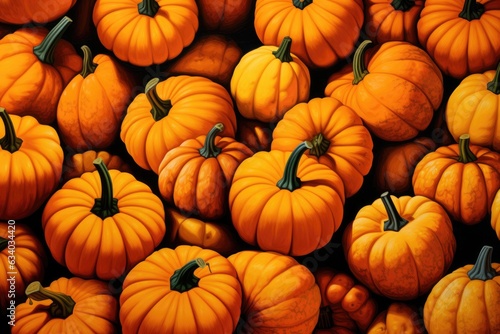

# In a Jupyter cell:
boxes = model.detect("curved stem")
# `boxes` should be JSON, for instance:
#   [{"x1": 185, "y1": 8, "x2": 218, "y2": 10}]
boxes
[
  {"x1": 170, "y1": 258, "x2": 211, "y2": 293},
  {"x1": 352, "y1": 40, "x2": 373, "y2": 85},
  {"x1": 468, "y1": 246, "x2": 497, "y2": 280},
  {"x1": 487, "y1": 61, "x2": 500, "y2": 94},
  {"x1": 138, "y1": 0, "x2": 160, "y2": 17},
  {"x1": 0, "y1": 236, "x2": 7, "y2": 252},
  {"x1": 91, "y1": 158, "x2": 119, "y2": 219},
  {"x1": 33, "y1": 16, "x2": 72, "y2": 64},
  {"x1": 276, "y1": 141, "x2": 313, "y2": 191},
  {"x1": 145, "y1": 78, "x2": 172, "y2": 122},
  {"x1": 381, "y1": 192, "x2": 408, "y2": 231},
  {"x1": 391, "y1": 0, "x2": 415, "y2": 11},
  {"x1": 0, "y1": 107, "x2": 23, "y2": 152},
  {"x1": 292, "y1": 0, "x2": 313, "y2": 9},
  {"x1": 199, "y1": 123, "x2": 224, "y2": 158},
  {"x1": 315, "y1": 306, "x2": 333, "y2": 330},
  {"x1": 25, "y1": 281, "x2": 76, "y2": 319},
  {"x1": 459, "y1": 0, "x2": 485, "y2": 21},
  {"x1": 272, "y1": 36, "x2": 293, "y2": 63},
  {"x1": 457, "y1": 134, "x2": 477, "y2": 163},
  {"x1": 80, "y1": 45, "x2": 97, "y2": 78},
  {"x1": 309, "y1": 133, "x2": 330, "y2": 157}
]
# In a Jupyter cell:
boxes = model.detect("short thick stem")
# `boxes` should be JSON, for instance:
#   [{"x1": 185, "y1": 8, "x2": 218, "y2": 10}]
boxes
[
  {"x1": 138, "y1": 0, "x2": 160, "y2": 17},
  {"x1": 272, "y1": 36, "x2": 293, "y2": 63},
  {"x1": 90, "y1": 158, "x2": 119, "y2": 219},
  {"x1": 468, "y1": 246, "x2": 497, "y2": 280},
  {"x1": 145, "y1": 78, "x2": 172, "y2": 121},
  {"x1": 391, "y1": 0, "x2": 415, "y2": 11},
  {"x1": 276, "y1": 141, "x2": 313, "y2": 191},
  {"x1": 309, "y1": 133, "x2": 330, "y2": 157},
  {"x1": 292, "y1": 0, "x2": 313, "y2": 9},
  {"x1": 457, "y1": 134, "x2": 477, "y2": 163},
  {"x1": 381, "y1": 192, "x2": 409, "y2": 231},
  {"x1": 170, "y1": 258, "x2": 211, "y2": 293},
  {"x1": 0, "y1": 107, "x2": 23, "y2": 153},
  {"x1": 353, "y1": 40, "x2": 372, "y2": 85},
  {"x1": 80, "y1": 45, "x2": 97, "y2": 78},
  {"x1": 33, "y1": 16, "x2": 72, "y2": 64},
  {"x1": 459, "y1": 0, "x2": 485, "y2": 21},
  {"x1": 0, "y1": 236, "x2": 7, "y2": 252},
  {"x1": 487, "y1": 62, "x2": 500, "y2": 94},
  {"x1": 199, "y1": 123, "x2": 224, "y2": 158},
  {"x1": 25, "y1": 281, "x2": 76, "y2": 319}
]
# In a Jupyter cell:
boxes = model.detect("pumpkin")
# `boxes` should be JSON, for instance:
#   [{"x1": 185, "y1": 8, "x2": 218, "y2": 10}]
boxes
[
  {"x1": 198, "y1": 0, "x2": 253, "y2": 32},
  {"x1": 0, "y1": 222, "x2": 46, "y2": 311},
  {"x1": 254, "y1": 0, "x2": 364, "y2": 68},
  {"x1": 374, "y1": 137, "x2": 436, "y2": 195},
  {"x1": 120, "y1": 75, "x2": 237, "y2": 174},
  {"x1": 230, "y1": 36, "x2": 310, "y2": 123},
  {"x1": 13, "y1": 277, "x2": 118, "y2": 334},
  {"x1": 271, "y1": 97, "x2": 374, "y2": 198},
  {"x1": 229, "y1": 141, "x2": 345, "y2": 256},
  {"x1": 412, "y1": 134, "x2": 500, "y2": 225},
  {"x1": 417, "y1": 0, "x2": 500, "y2": 79},
  {"x1": 342, "y1": 192, "x2": 456, "y2": 300},
  {"x1": 0, "y1": 109, "x2": 64, "y2": 220},
  {"x1": 364, "y1": 0, "x2": 424, "y2": 45},
  {"x1": 165, "y1": 34, "x2": 243, "y2": 87},
  {"x1": 0, "y1": 0, "x2": 77, "y2": 24},
  {"x1": 367, "y1": 303, "x2": 425, "y2": 334},
  {"x1": 424, "y1": 245, "x2": 500, "y2": 333},
  {"x1": 236, "y1": 115, "x2": 273, "y2": 153},
  {"x1": 446, "y1": 61, "x2": 500, "y2": 150},
  {"x1": 67, "y1": 0, "x2": 98, "y2": 43},
  {"x1": 228, "y1": 250, "x2": 321, "y2": 333},
  {"x1": 42, "y1": 158, "x2": 165, "y2": 280},
  {"x1": 93, "y1": 0, "x2": 199, "y2": 66},
  {"x1": 120, "y1": 245, "x2": 242, "y2": 334},
  {"x1": 0, "y1": 16, "x2": 82, "y2": 124},
  {"x1": 62, "y1": 150, "x2": 131, "y2": 182},
  {"x1": 324, "y1": 40, "x2": 443, "y2": 142},
  {"x1": 491, "y1": 189, "x2": 500, "y2": 240}
]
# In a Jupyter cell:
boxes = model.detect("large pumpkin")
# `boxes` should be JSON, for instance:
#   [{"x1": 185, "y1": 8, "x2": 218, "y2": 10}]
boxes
[
  {"x1": 324, "y1": 40, "x2": 443, "y2": 142},
  {"x1": 367, "y1": 302, "x2": 425, "y2": 334},
  {"x1": 120, "y1": 75, "x2": 237, "y2": 174},
  {"x1": 62, "y1": 150, "x2": 131, "y2": 182},
  {"x1": 0, "y1": 0, "x2": 77, "y2": 24},
  {"x1": 198, "y1": 0, "x2": 253, "y2": 32}
]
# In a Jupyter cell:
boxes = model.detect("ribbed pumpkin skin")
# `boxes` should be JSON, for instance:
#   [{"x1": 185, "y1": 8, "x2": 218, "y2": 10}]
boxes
[
  {"x1": 62, "y1": 150, "x2": 131, "y2": 182},
  {"x1": 0, "y1": 0, "x2": 77, "y2": 24}
]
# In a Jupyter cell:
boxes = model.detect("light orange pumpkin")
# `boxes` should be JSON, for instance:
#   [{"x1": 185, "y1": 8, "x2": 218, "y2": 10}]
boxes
[
  {"x1": 62, "y1": 150, "x2": 131, "y2": 182},
  {"x1": 0, "y1": 0, "x2": 77, "y2": 24},
  {"x1": 367, "y1": 303, "x2": 425, "y2": 333}
]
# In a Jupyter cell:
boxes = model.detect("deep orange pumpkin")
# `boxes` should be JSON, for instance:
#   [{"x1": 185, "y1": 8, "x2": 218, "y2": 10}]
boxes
[
  {"x1": 198, "y1": 0, "x2": 253, "y2": 32},
  {"x1": 0, "y1": 0, "x2": 77, "y2": 24}
]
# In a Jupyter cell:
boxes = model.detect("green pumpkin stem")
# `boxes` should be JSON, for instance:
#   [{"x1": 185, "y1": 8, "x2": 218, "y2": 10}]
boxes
[
  {"x1": 391, "y1": 0, "x2": 415, "y2": 11},
  {"x1": 315, "y1": 306, "x2": 334, "y2": 330},
  {"x1": 91, "y1": 158, "x2": 119, "y2": 219},
  {"x1": 459, "y1": 0, "x2": 485, "y2": 21},
  {"x1": 0, "y1": 107, "x2": 23, "y2": 152},
  {"x1": 272, "y1": 36, "x2": 293, "y2": 63},
  {"x1": 467, "y1": 246, "x2": 497, "y2": 280},
  {"x1": 487, "y1": 62, "x2": 500, "y2": 94},
  {"x1": 145, "y1": 78, "x2": 172, "y2": 121},
  {"x1": 457, "y1": 134, "x2": 477, "y2": 163},
  {"x1": 25, "y1": 281, "x2": 76, "y2": 319},
  {"x1": 80, "y1": 45, "x2": 97, "y2": 78},
  {"x1": 353, "y1": 40, "x2": 373, "y2": 85},
  {"x1": 0, "y1": 236, "x2": 7, "y2": 252},
  {"x1": 138, "y1": 0, "x2": 160, "y2": 17},
  {"x1": 199, "y1": 123, "x2": 224, "y2": 158},
  {"x1": 33, "y1": 16, "x2": 72, "y2": 64},
  {"x1": 276, "y1": 141, "x2": 313, "y2": 191},
  {"x1": 309, "y1": 133, "x2": 330, "y2": 157},
  {"x1": 170, "y1": 258, "x2": 212, "y2": 293},
  {"x1": 292, "y1": 0, "x2": 313, "y2": 9},
  {"x1": 381, "y1": 192, "x2": 409, "y2": 231}
]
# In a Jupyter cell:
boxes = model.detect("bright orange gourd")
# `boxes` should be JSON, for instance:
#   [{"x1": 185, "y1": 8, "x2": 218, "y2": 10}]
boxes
[
  {"x1": 0, "y1": 0, "x2": 77, "y2": 24},
  {"x1": 62, "y1": 150, "x2": 131, "y2": 182}
]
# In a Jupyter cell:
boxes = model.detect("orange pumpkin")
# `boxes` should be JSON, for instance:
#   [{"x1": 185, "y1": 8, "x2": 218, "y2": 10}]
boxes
[
  {"x1": 343, "y1": 192, "x2": 456, "y2": 300},
  {"x1": 93, "y1": 0, "x2": 199, "y2": 66},
  {"x1": 120, "y1": 75, "x2": 237, "y2": 174},
  {"x1": 417, "y1": 0, "x2": 500, "y2": 79},
  {"x1": 198, "y1": 0, "x2": 253, "y2": 32},
  {"x1": 42, "y1": 158, "x2": 165, "y2": 280},
  {"x1": 324, "y1": 40, "x2": 443, "y2": 142},
  {"x1": 0, "y1": 109, "x2": 63, "y2": 220},
  {"x1": 271, "y1": 97, "x2": 374, "y2": 198},
  {"x1": 367, "y1": 303, "x2": 425, "y2": 334},
  {"x1": 254, "y1": 0, "x2": 364, "y2": 68},
  {"x1": 57, "y1": 45, "x2": 136, "y2": 151},
  {"x1": 229, "y1": 250, "x2": 321, "y2": 334},
  {"x1": 424, "y1": 245, "x2": 500, "y2": 333},
  {"x1": 120, "y1": 245, "x2": 242, "y2": 334},
  {"x1": 158, "y1": 123, "x2": 253, "y2": 220},
  {"x1": 62, "y1": 150, "x2": 131, "y2": 182},
  {"x1": 229, "y1": 141, "x2": 345, "y2": 256},
  {"x1": 412, "y1": 134, "x2": 500, "y2": 224},
  {"x1": 236, "y1": 115, "x2": 273, "y2": 153},
  {"x1": 13, "y1": 277, "x2": 118, "y2": 334},
  {"x1": 491, "y1": 189, "x2": 500, "y2": 239},
  {"x1": 0, "y1": 16, "x2": 82, "y2": 124},
  {"x1": 0, "y1": 0, "x2": 77, "y2": 24}
]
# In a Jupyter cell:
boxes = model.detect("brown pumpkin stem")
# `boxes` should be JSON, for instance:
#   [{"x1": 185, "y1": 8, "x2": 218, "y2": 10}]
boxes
[
  {"x1": 199, "y1": 123, "x2": 224, "y2": 158},
  {"x1": 0, "y1": 236, "x2": 7, "y2": 252},
  {"x1": 315, "y1": 306, "x2": 334, "y2": 330},
  {"x1": 272, "y1": 36, "x2": 293, "y2": 63},
  {"x1": 292, "y1": 0, "x2": 313, "y2": 9},
  {"x1": 487, "y1": 61, "x2": 500, "y2": 94},
  {"x1": 91, "y1": 158, "x2": 119, "y2": 219},
  {"x1": 25, "y1": 281, "x2": 76, "y2": 319},
  {"x1": 170, "y1": 258, "x2": 212, "y2": 293},
  {"x1": 381, "y1": 192, "x2": 409, "y2": 231},
  {"x1": 391, "y1": 0, "x2": 415, "y2": 11},
  {"x1": 138, "y1": 0, "x2": 160, "y2": 17},
  {"x1": 353, "y1": 40, "x2": 373, "y2": 85},
  {"x1": 309, "y1": 133, "x2": 330, "y2": 157},
  {"x1": 459, "y1": 0, "x2": 485, "y2": 21},
  {"x1": 457, "y1": 134, "x2": 477, "y2": 163},
  {"x1": 33, "y1": 16, "x2": 72, "y2": 64},
  {"x1": 0, "y1": 107, "x2": 23, "y2": 153},
  {"x1": 467, "y1": 245, "x2": 497, "y2": 280},
  {"x1": 80, "y1": 45, "x2": 97, "y2": 78},
  {"x1": 145, "y1": 78, "x2": 173, "y2": 121},
  {"x1": 276, "y1": 141, "x2": 313, "y2": 191}
]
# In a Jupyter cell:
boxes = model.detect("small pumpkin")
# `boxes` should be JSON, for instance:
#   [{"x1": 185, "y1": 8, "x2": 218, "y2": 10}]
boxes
[
  {"x1": 0, "y1": 0, "x2": 77, "y2": 24},
  {"x1": 343, "y1": 192, "x2": 456, "y2": 300},
  {"x1": 198, "y1": 0, "x2": 253, "y2": 32},
  {"x1": 236, "y1": 115, "x2": 273, "y2": 153},
  {"x1": 62, "y1": 150, "x2": 131, "y2": 182},
  {"x1": 412, "y1": 134, "x2": 500, "y2": 224},
  {"x1": 230, "y1": 36, "x2": 310, "y2": 123},
  {"x1": 120, "y1": 75, "x2": 237, "y2": 174},
  {"x1": 13, "y1": 277, "x2": 118, "y2": 334},
  {"x1": 120, "y1": 245, "x2": 242, "y2": 334},
  {"x1": 491, "y1": 189, "x2": 500, "y2": 240},
  {"x1": 42, "y1": 158, "x2": 165, "y2": 280},
  {"x1": 367, "y1": 302, "x2": 425, "y2": 334},
  {"x1": 424, "y1": 245, "x2": 500, "y2": 333}
]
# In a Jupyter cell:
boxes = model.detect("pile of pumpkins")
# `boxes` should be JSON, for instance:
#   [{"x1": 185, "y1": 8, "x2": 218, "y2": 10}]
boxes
[{"x1": 0, "y1": 0, "x2": 499, "y2": 333}]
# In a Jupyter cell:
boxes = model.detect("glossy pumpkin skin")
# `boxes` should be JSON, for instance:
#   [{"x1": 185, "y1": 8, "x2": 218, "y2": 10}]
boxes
[
  {"x1": 324, "y1": 40, "x2": 443, "y2": 142},
  {"x1": 491, "y1": 189, "x2": 500, "y2": 239},
  {"x1": 93, "y1": 0, "x2": 199, "y2": 66},
  {"x1": 198, "y1": 0, "x2": 253, "y2": 32},
  {"x1": 272, "y1": 97, "x2": 374, "y2": 198},
  {"x1": 229, "y1": 250, "x2": 321, "y2": 334},
  {"x1": 62, "y1": 150, "x2": 131, "y2": 182},
  {"x1": 236, "y1": 116, "x2": 273, "y2": 153},
  {"x1": 0, "y1": 17, "x2": 82, "y2": 124},
  {"x1": 0, "y1": 0, "x2": 77, "y2": 24},
  {"x1": 417, "y1": 0, "x2": 500, "y2": 79},
  {"x1": 343, "y1": 193, "x2": 456, "y2": 300},
  {"x1": 412, "y1": 134, "x2": 500, "y2": 224},
  {"x1": 0, "y1": 110, "x2": 64, "y2": 220},
  {"x1": 367, "y1": 303, "x2": 425, "y2": 334},
  {"x1": 13, "y1": 277, "x2": 118, "y2": 334},
  {"x1": 120, "y1": 245, "x2": 242, "y2": 334},
  {"x1": 254, "y1": 0, "x2": 364, "y2": 68},
  {"x1": 120, "y1": 75, "x2": 237, "y2": 174}
]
